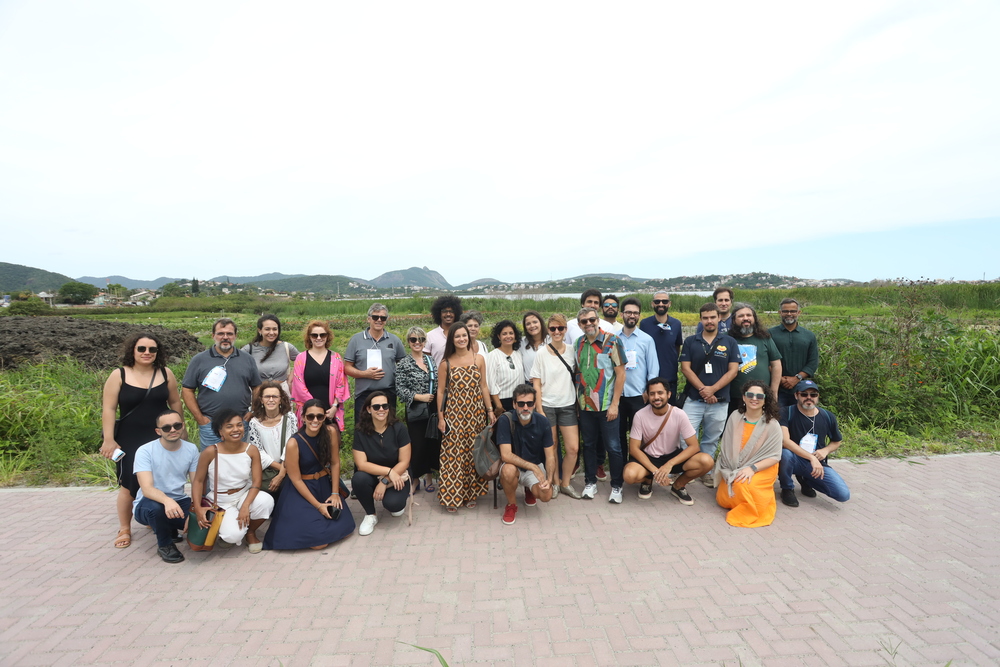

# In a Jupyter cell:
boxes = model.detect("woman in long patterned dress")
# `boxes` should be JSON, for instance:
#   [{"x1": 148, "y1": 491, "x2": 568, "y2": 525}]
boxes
[{"x1": 436, "y1": 322, "x2": 495, "y2": 512}]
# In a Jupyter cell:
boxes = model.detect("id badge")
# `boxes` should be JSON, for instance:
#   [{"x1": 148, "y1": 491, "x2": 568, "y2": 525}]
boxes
[
  {"x1": 800, "y1": 433, "x2": 818, "y2": 453},
  {"x1": 704, "y1": 362, "x2": 713, "y2": 374},
  {"x1": 366, "y1": 348, "x2": 383, "y2": 370},
  {"x1": 202, "y1": 365, "x2": 228, "y2": 392},
  {"x1": 625, "y1": 350, "x2": 638, "y2": 370}
]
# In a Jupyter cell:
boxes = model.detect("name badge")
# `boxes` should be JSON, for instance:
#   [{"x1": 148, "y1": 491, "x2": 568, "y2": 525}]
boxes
[
  {"x1": 800, "y1": 433, "x2": 818, "y2": 453},
  {"x1": 625, "y1": 350, "x2": 638, "y2": 370},
  {"x1": 367, "y1": 348, "x2": 383, "y2": 371},
  {"x1": 202, "y1": 365, "x2": 228, "y2": 392},
  {"x1": 704, "y1": 362, "x2": 713, "y2": 374}
]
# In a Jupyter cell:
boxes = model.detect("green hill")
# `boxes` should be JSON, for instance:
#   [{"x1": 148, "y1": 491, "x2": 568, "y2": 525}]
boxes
[
  {"x1": 0, "y1": 262, "x2": 74, "y2": 293},
  {"x1": 369, "y1": 266, "x2": 451, "y2": 289},
  {"x1": 251, "y1": 274, "x2": 372, "y2": 294}
]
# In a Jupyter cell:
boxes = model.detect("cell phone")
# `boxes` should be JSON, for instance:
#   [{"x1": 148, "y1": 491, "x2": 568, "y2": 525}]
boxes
[
  {"x1": 205, "y1": 510, "x2": 216, "y2": 523},
  {"x1": 328, "y1": 506, "x2": 341, "y2": 521},
  {"x1": 111, "y1": 448, "x2": 126, "y2": 462}
]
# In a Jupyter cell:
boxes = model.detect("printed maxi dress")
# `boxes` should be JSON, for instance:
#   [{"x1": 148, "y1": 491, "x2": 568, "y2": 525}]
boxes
[{"x1": 438, "y1": 364, "x2": 489, "y2": 508}]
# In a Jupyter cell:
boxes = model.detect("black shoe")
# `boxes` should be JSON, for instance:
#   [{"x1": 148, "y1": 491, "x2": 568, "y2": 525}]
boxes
[
  {"x1": 780, "y1": 488, "x2": 799, "y2": 507},
  {"x1": 796, "y1": 476, "x2": 817, "y2": 498},
  {"x1": 157, "y1": 543, "x2": 185, "y2": 564},
  {"x1": 670, "y1": 485, "x2": 695, "y2": 506},
  {"x1": 638, "y1": 482, "x2": 653, "y2": 500}
]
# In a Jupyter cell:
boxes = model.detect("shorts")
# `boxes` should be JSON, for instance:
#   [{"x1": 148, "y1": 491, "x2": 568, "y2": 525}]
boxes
[
  {"x1": 543, "y1": 404, "x2": 578, "y2": 427},
  {"x1": 644, "y1": 453, "x2": 685, "y2": 475},
  {"x1": 501, "y1": 462, "x2": 546, "y2": 488}
]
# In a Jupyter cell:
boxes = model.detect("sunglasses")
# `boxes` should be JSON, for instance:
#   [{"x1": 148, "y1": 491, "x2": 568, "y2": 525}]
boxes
[
  {"x1": 506, "y1": 356, "x2": 515, "y2": 370},
  {"x1": 408, "y1": 337, "x2": 426, "y2": 344},
  {"x1": 515, "y1": 400, "x2": 535, "y2": 408},
  {"x1": 136, "y1": 345, "x2": 158, "y2": 353},
  {"x1": 158, "y1": 422, "x2": 183, "y2": 432},
  {"x1": 580, "y1": 317, "x2": 598, "y2": 325},
  {"x1": 370, "y1": 314, "x2": 388, "y2": 322},
  {"x1": 548, "y1": 325, "x2": 566, "y2": 332},
  {"x1": 653, "y1": 299, "x2": 671, "y2": 304},
  {"x1": 303, "y1": 413, "x2": 325, "y2": 422},
  {"x1": 603, "y1": 302, "x2": 618, "y2": 308},
  {"x1": 799, "y1": 391, "x2": 819, "y2": 398},
  {"x1": 744, "y1": 392, "x2": 766, "y2": 400},
  {"x1": 310, "y1": 332, "x2": 328, "y2": 339},
  {"x1": 370, "y1": 403, "x2": 390, "y2": 411}
]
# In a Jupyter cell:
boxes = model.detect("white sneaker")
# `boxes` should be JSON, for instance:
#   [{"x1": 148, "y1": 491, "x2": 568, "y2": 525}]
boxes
[
  {"x1": 390, "y1": 509, "x2": 405, "y2": 517},
  {"x1": 582, "y1": 483, "x2": 597, "y2": 499},
  {"x1": 608, "y1": 486, "x2": 623, "y2": 504},
  {"x1": 359, "y1": 514, "x2": 378, "y2": 536}
]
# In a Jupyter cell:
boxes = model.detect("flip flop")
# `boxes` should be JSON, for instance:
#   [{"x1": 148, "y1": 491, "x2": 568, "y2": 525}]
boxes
[
  {"x1": 425, "y1": 480, "x2": 436, "y2": 493},
  {"x1": 465, "y1": 500, "x2": 477, "y2": 509},
  {"x1": 446, "y1": 506, "x2": 458, "y2": 514},
  {"x1": 114, "y1": 528, "x2": 131, "y2": 549}
]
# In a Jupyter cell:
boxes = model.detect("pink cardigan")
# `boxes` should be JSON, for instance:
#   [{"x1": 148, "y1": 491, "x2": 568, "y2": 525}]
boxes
[{"x1": 290, "y1": 350, "x2": 350, "y2": 431}]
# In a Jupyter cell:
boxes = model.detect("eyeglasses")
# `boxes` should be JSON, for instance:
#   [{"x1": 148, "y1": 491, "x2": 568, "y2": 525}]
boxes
[
  {"x1": 744, "y1": 392, "x2": 766, "y2": 400},
  {"x1": 580, "y1": 317, "x2": 598, "y2": 325},
  {"x1": 780, "y1": 310, "x2": 799, "y2": 315},
  {"x1": 408, "y1": 337, "x2": 426, "y2": 344},
  {"x1": 653, "y1": 299, "x2": 671, "y2": 304},
  {"x1": 799, "y1": 391, "x2": 819, "y2": 398},
  {"x1": 136, "y1": 345, "x2": 158, "y2": 353},
  {"x1": 262, "y1": 395, "x2": 280, "y2": 401},
  {"x1": 214, "y1": 332, "x2": 235, "y2": 338},
  {"x1": 310, "y1": 333, "x2": 328, "y2": 339},
  {"x1": 548, "y1": 325, "x2": 566, "y2": 332},
  {"x1": 370, "y1": 403, "x2": 390, "y2": 411},
  {"x1": 158, "y1": 422, "x2": 184, "y2": 432},
  {"x1": 515, "y1": 400, "x2": 535, "y2": 408},
  {"x1": 370, "y1": 314, "x2": 388, "y2": 322},
  {"x1": 303, "y1": 413, "x2": 325, "y2": 422},
  {"x1": 623, "y1": 310, "x2": 640, "y2": 317}
]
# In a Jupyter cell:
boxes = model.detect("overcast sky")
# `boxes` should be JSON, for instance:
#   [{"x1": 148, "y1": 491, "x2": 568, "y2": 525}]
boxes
[{"x1": 1, "y1": 1, "x2": 997, "y2": 285}]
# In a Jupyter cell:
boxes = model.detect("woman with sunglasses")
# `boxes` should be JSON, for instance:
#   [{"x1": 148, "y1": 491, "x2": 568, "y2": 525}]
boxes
[
  {"x1": 352, "y1": 391, "x2": 412, "y2": 535},
  {"x1": 519, "y1": 311, "x2": 547, "y2": 382},
  {"x1": 241, "y1": 314, "x2": 299, "y2": 395},
  {"x1": 101, "y1": 332, "x2": 184, "y2": 549},
  {"x1": 486, "y1": 320, "x2": 524, "y2": 415},
  {"x1": 263, "y1": 399, "x2": 355, "y2": 550},
  {"x1": 714, "y1": 380, "x2": 783, "y2": 527},
  {"x1": 530, "y1": 313, "x2": 582, "y2": 498},
  {"x1": 247, "y1": 381, "x2": 297, "y2": 497},
  {"x1": 290, "y1": 320, "x2": 349, "y2": 431},
  {"x1": 395, "y1": 326, "x2": 438, "y2": 493}
]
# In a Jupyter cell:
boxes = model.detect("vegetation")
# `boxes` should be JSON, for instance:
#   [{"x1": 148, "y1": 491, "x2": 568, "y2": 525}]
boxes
[
  {"x1": 3, "y1": 298, "x2": 53, "y2": 316},
  {"x1": 0, "y1": 261, "x2": 73, "y2": 293},
  {"x1": 57, "y1": 281, "x2": 100, "y2": 304}
]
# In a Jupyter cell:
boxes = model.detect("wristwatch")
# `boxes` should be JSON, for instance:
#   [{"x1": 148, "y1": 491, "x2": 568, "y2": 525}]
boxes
[
  {"x1": 750, "y1": 463, "x2": 758, "y2": 473},
  {"x1": 380, "y1": 477, "x2": 391, "y2": 486}
]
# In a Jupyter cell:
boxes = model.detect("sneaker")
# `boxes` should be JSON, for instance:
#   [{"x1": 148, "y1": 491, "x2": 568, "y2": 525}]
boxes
[
  {"x1": 390, "y1": 508, "x2": 405, "y2": 517},
  {"x1": 524, "y1": 487, "x2": 537, "y2": 507},
  {"x1": 797, "y1": 476, "x2": 817, "y2": 498},
  {"x1": 608, "y1": 486, "x2": 623, "y2": 504},
  {"x1": 780, "y1": 488, "x2": 799, "y2": 507},
  {"x1": 638, "y1": 481, "x2": 653, "y2": 500},
  {"x1": 560, "y1": 484, "x2": 582, "y2": 499},
  {"x1": 700, "y1": 474, "x2": 715, "y2": 489},
  {"x1": 596, "y1": 465, "x2": 608, "y2": 482},
  {"x1": 502, "y1": 503, "x2": 518, "y2": 525},
  {"x1": 359, "y1": 514, "x2": 378, "y2": 536},
  {"x1": 582, "y1": 483, "x2": 598, "y2": 499},
  {"x1": 157, "y1": 543, "x2": 184, "y2": 564},
  {"x1": 670, "y1": 485, "x2": 695, "y2": 506}
]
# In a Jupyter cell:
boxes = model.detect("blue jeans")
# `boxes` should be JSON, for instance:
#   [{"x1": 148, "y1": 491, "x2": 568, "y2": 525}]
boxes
[
  {"x1": 579, "y1": 410, "x2": 623, "y2": 487},
  {"x1": 779, "y1": 449, "x2": 851, "y2": 502},
  {"x1": 682, "y1": 399, "x2": 728, "y2": 458},
  {"x1": 197, "y1": 420, "x2": 249, "y2": 450},
  {"x1": 134, "y1": 496, "x2": 192, "y2": 547}
]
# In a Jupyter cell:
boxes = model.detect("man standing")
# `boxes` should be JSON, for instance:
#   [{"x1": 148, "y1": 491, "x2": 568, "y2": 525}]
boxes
[
  {"x1": 497, "y1": 384, "x2": 557, "y2": 525},
  {"x1": 696, "y1": 287, "x2": 735, "y2": 336},
  {"x1": 729, "y1": 303, "x2": 782, "y2": 407},
  {"x1": 566, "y1": 289, "x2": 616, "y2": 344},
  {"x1": 575, "y1": 307, "x2": 627, "y2": 503},
  {"x1": 182, "y1": 318, "x2": 261, "y2": 449},
  {"x1": 679, "y1": 304, "x2": 740, "y2": 487},
  {"x1": 639, "y1": 291, "x2": 683, "y2": 402},
  {"x1": 769, "y1": 298, "x2": 819, "y2": 407},
  {"x1": 132, "y1": 410, "x2": 200, "y2": 563},
  {"x1": 600, "y1": 294, "x2": 623, "y2": 334},
  {"x1": 345, "y1": 303, "x2": 406, "y2": 425},
  {"x1": 425, "y1": 295, "x2": 463, "y2": 366},
  {"x1": 778, "y1": 380, "x2": 850, "y2": 507},
  {"x1": 617, "y1": 298, "x2": 659, "y2": 462}
]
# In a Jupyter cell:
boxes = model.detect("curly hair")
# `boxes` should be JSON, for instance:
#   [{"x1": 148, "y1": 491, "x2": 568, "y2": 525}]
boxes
[
  {"x1": 356, "y1": 390, "x2": 399, "y2": 435},
  {"x1": 251, "y1": 381, "x2": 292, "y2": 421},
  {"x1": 731, "y1": 303, "x2": 770, "y2": 339},
  {"x1": 737, "y1": 380, "x2": 779, "y2": 423},
  {"x1": 430, "y1": 295, "x2": 463, "y2": 326},
  {"x1": 119, "y1": 332, "x2": 167, "y2": 371},
  {"x1": 298, "y1": 399, "x2": 334, "y2": 469},
  {"x1": 490, "y1": 320, "x2": 522, "y2": 351},
  {"x1": 211, "y1": 408, "x2": 243, "y2": 439}
]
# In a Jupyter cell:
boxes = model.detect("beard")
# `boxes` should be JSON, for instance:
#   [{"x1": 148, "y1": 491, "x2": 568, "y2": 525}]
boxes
[
  {"x1": 739, "y1": 324, "x2": 754, "y2": 336},
  {"x1": 653, "y1": 305, "x2": 667, "y2": 316},
  {"x1": 782, "y1": 316, "x2": 797, "y2": 326}
]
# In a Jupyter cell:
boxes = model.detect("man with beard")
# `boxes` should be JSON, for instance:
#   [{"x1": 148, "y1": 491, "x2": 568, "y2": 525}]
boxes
[
  {"x1": 424, "y1": 295, "x2": 463, "y2": 366},
  {"x1": 601, "y1": 294, "x2": 623, "y2": 334},
  {"x1": 728, "y1": 303, "x2": 782, "y2": 408},
  {"x1": 497, "y1": 384, "x2": 557, "y2": 525},
  {"x1": 697, "y1": 287, "x2": 736, "y2": 335},
  {"x1": 182, "y1": 318, "x2": 261, "y2": 449},
  {"x1": 769, "y1": 298, "x2": 819, "y2": 408},
  {"x1": 778, "y1": 380, "x2": 850, "y2": 507},
  {"x1": 639, "y1": 291, "x2": 683, "y2": 403},
  {"x1": 679, "y1": 304, "x2": 740, "y2": 487},
  {"x1": 566, "y1": 289, "x2": 616, "y2": 344},
  {"x1": 623, "y1": 378, "x2": 714, "y2": 503},
  {"x1": 616, "y1": 298, "x2": 659, "y2": 462}
]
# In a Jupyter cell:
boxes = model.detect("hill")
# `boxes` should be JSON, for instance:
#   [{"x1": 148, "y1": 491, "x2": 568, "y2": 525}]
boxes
[
  {"x1": 453, "y1": 278, "x2": 504, "y2": 290},
  {"x1": 208, "y1": 273, "x2": 307, "y2": 284},
  {"x1": 76, "y1": 275, "x2": 183, "y2": 290},
  {"x1": 0, "y1": 262, "x2": 74, "y2": 293},
  {"x1": 250, "y1": 274, "x2": 371, "y2": 294},
  {"x1": 369, "y1": 266, "x2": 451, "y2": 289}
]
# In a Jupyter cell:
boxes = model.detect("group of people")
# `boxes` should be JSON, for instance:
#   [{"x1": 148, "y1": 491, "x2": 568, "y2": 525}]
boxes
[{"x1": 101, "y1": 289, "x2": 850, "y2": 564}]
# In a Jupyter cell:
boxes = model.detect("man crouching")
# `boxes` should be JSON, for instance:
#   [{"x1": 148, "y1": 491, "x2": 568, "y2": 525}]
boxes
[{"x1": 497, "y1": 384, "x2": 557, "y2": 525}]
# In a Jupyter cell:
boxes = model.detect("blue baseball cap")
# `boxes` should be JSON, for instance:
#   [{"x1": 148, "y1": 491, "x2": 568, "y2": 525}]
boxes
[{"x1": 794, "y1": 379, "x2": 820, "y2": 393}]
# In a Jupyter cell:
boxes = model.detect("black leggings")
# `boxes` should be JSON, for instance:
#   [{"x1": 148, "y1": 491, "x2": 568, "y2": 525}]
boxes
[{"x1": 351, "y1": 471, "x2": 410, "y2": 515}]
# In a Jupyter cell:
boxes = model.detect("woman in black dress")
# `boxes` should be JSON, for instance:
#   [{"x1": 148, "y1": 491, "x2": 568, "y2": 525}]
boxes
[
  {"x1": 100, "y1": 332, "x2": 184, "y2": 549},
  {"x1": 352, "y1": 391, "x2": 412, "y2": 536}
]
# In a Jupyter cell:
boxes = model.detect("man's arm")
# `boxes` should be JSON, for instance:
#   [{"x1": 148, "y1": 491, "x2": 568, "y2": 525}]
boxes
[
  {"x1": 344, "y1": 359, "x2": 381, "y2": 380},
  {"x1": 498, "y1": 441, "x2": 543, "y2": 480},
  {"x1": 135, "y1": 470, "x2": 185, "y2": 518},
  {"x1": 802, "y1": 335, "x2": 819, "y2": 378},
  {"x1": 768, "y1": 359, "x2": 782, "y2": 398},
  {"x1": 707, "y1": 362, "x2": 739, "y2": 403},
  {"x1": 181, "y1": 387, "x2": 209, "y2": 425},
  {"x1": 781, "y1": 425, "x2": 824, "y2": 478},
  {"x1": 607, "y1": 363, "x2": 625, "y2": 421}
]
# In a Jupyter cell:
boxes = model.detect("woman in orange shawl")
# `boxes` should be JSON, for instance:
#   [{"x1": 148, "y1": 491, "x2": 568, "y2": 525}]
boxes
[{"x1": 715, "y1": 380, "x2": 782, "y2": 527}]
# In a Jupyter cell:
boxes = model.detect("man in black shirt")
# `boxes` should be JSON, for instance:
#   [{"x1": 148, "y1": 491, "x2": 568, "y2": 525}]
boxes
[
  {"x1": 497, "y1": 384, "x2": 556, "y2": 525},
  {"x1": 779, "y1": 380, "x2": 851, "y2": 507}
]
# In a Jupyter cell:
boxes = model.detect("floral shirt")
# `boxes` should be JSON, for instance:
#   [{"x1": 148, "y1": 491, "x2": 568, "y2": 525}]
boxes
[{"x1": 575, "y1": 332, "x2": 626, "y2": 412}]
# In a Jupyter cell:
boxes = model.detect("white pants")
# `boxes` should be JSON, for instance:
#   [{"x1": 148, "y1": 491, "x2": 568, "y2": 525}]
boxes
[{"x1": 217, "y1": 491, "x2": 274, "y2": 545}]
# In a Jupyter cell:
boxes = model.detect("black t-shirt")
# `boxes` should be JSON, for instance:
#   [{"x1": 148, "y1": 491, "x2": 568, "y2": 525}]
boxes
[
  {"x1": 352, "y1": 421, "x2": 410, "y2": 467},
  {"x1": 780, "y1": 406, "x2": 842, "y2": 465},
  {"x1": 495, "y1": 411, "x2": 553, "y2": 466},
  {"x1": 304, "y1": 352, "x2": 331, "y2": 408}
]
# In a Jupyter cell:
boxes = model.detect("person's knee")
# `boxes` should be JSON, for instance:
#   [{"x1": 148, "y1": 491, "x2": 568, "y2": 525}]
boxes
[
  {"x1": 622, "y1": 463, "x2": 647, "y2": 485},
  {"x1": 500, "y1": 465, "x2": 519, "y2": 489},
  {"x1": 688, "y1": 453, "x2": 714, "y2": 474},
  {"x1": 384, "y1": 491, "x2": 408, "y2": 513}
]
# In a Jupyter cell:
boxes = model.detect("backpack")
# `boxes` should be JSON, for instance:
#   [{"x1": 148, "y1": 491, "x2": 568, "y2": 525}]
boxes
[{"x1": 473, "y1": 413, "x2": 512, "y2": 480}]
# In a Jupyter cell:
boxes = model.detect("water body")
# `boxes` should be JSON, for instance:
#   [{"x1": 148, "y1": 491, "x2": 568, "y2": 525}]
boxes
[{"x1": 488, "y1": 291, "x2": 715, "y2": 300}]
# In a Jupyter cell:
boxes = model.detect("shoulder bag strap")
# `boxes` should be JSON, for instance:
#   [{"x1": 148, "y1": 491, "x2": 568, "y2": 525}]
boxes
[
  {"x1": 117, "y1": 366, "x2": 157, "y2": 425},
  {"x1": 548, "y1": 343, "x2": 574, "y2": 381},
  {"x1": 279, "y1": 415, "x2": 288, "y2": 458},
  {"x1": 639, "y1": 406, "x2": 672, "y2": 453},
  {"x1": 211, "y1": 445, "x2": 220, "y2": 509},
  {"x1": 294, "y1": 432, "x2": 324, "y2": 470}
]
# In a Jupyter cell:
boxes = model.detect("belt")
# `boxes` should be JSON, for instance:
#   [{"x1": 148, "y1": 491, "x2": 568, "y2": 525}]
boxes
[
  {"x1": 219, "y1": 486, "x2": 247, "y2": 495},
  {"x1": 300, "y1": 470, "x2": 330, "y2": 481}
]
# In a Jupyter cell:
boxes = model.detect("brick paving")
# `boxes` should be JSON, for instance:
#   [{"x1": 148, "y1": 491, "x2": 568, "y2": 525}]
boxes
[{"x1": 1, "y1": 453, "x2": 998, "y2": 666}]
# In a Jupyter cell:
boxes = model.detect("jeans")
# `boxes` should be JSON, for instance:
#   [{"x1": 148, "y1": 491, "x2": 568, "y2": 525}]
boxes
[
  {"x1": 351, "y1": 471, "x2": 410, "y2": 515},
  {"x1": 618, "y1": 395, "x2": 647, "y2": 463},
  {"x1": 197, "y1": 420, "x2": 249, "y2": 450},
  {"x1": 579, "y1": 410, "x2": 623, "y2": 487},
  {"x1": 683, "y1": 399, "x2": 728, "y2": 458},
  {"x1": 777, "y1": 389, "x2": 797, "y2": 409},
  {"x1": 134, "y1": 496, "x2": 192, "y2": 547},
  {"x1": 779, "y1": 449, "x2": 851, "y2": 502}
]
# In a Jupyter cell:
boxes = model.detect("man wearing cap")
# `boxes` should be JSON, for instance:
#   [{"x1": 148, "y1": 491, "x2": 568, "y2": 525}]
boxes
[
  {"x1": 769, "y1": 298, "x2": 819, "y2": 408},
  {"x1": 778, "y1": 380, "x2": 851, "y2": 507},
  {"x1": 639, "y1": 291, "x2": 684, "y2": 404}
]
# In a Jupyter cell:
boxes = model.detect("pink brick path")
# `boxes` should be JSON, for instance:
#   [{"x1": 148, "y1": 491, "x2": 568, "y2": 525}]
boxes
[{"x1": 1, "y1": 453, "x2": 998, "y2": 666}]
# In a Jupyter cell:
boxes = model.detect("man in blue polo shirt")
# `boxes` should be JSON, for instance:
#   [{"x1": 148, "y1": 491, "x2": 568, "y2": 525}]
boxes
[
  {"x1": 345, "y1": 303, "x2": 406, "y2": 426},
  {"x1": 639, "y1": 290, "x2": 683, "y2": 405},
  {"x1": 497, "y1": 384, "x2": 557, "y2": 525},
  {"x1": 617, "y1": 298, "x2": 659, "y2": 463},
  {"x1": 696, "y1": 287, "x2": 735, "y2": 336},
  {"x1": 779, "y1": 380, "x2": 850, "y2": 507},
  {"x1": 680, "y1": 303, "x2": 740, "y2": 488}
]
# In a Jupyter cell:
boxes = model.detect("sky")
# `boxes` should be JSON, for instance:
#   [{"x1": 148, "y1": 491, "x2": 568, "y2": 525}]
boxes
[{"x1": 1, "y1": 1, "x2": 998, "y2": 286}]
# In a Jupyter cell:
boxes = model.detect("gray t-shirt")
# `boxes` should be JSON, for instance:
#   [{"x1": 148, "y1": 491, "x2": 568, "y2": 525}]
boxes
[
  {"x1": 344, "y1": 328, "x2": 406, "y2": 395},
  {"x1": 182, "y1": 346, "x2": 261, "y2": 416},
  {"x1": 132, "y1": 438, "x2": 200, "y2": 513},
  {"x1": 240, "y1": 341, "x2": 300, "y2": 383}
]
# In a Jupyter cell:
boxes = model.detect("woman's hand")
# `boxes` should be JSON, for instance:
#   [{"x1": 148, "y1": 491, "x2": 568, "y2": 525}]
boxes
[
  {"x1": 269, "y1": 468, "x2": 286, "y2": 492},
  {"x1": 326, "y1": 493, "x2": 343, "y2": 510},
  {"x1": 438, "y1": 414, "x2": 447, "y2": 433},
  {"x1": 387, "y1": 469, "x2": 404, "y2": 491},
  {"x1": 734, "y1": 467, "x2": 754, "y2": 484},
  {"x1": 325, "y1": 405, "x2": 337, "y2": 420},
  {"x1": 487, "y1": 410, "x2": 496, "y2": 427},
  {"x1": 99, "y1": 439, "x2": 119, "y2": 459},
  {"x1": 195, "y1": 505, "x2": 211, "y2": 529},
  {"x1": 374, "y1": 481, "x2": 386, "y2": 501},
  {"x1": 237, "y1": 503, "x2": 251, "y2": 529},
  {"x1": 316, "y1": 503, "x2": 332, "y2": 519}
]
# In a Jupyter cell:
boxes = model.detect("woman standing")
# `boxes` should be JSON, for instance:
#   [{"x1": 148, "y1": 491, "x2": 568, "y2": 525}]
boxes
[
  {"x1": 486, "y1": 320, "x2": 524, "y2": 414},
  {"x1": 352, "y1": 391, "x2": 412, "y2": 535},
  {"x1": 715, "y1": 380, "x2": 783, "y2": 528},
  {"x1": 437, "y1": 323, "x2": 495, "y2": 512},
  {"x1": 395, "y1": 326, "x2": 438, "y2": 493},
  {"x1": 519, "y1": 310, "x2": 546, "y2": 382},
  {"x1": 101, "y1": 332, "x2": 184, "y2": 549},
  {"x1": 247, "y1": 381, "x2": 297, "y2": 497},
  {"x1": 263, "y1": 399, "x2": 355, "y2": 550},
  {"x1": 530, "y1": 313, "x2": 582, "y2": 498},
  {"x1": 460, "y1": 310, "x2": 489, "y2": 359},
  {"x1": 241, "y1": 314, "x2": 299, "y2": 395},
  {"x1": 290, "y1": 320, "x2": 349, "y2": 430}
]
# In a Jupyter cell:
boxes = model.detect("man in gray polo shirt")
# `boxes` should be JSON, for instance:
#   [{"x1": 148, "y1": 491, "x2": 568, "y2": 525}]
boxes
[
  {"x1": 182, "y1": 318, "x2": 261, "y2": 450},
  {"x1": 345, "y1": 303, "x2": 406, "y2": 426}
]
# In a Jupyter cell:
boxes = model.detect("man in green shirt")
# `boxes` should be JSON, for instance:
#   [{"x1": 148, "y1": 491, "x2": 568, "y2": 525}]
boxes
[
  {"x1": 729, "y1": 303, "x2": 782, "y2": 408},
  {"x1": 768, "y1": 298, "x2": 819, "y2": 407}
]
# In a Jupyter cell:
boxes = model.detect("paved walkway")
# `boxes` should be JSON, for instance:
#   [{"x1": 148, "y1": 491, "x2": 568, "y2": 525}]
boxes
[{"x1": 1, "y1": 453, "x2": 998, "y2": 666}]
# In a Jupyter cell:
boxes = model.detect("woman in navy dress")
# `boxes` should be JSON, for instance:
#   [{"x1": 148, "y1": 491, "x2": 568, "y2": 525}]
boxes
[{"x1": 263, "y1": 399, "x2": 355, "y2": 550}]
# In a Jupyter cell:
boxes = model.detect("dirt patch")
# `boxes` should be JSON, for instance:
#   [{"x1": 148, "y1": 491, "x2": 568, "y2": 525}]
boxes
[{"x1": 0, "y1": 316, "x2": 204, "y2": 370}]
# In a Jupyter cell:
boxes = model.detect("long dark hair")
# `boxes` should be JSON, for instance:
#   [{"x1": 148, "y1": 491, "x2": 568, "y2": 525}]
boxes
[
  {"x1": 522, "y1": 310, "x2": 545, "y2": 349},
  {"x1": 250, "y1": 314, "x2": 282, "y2": 363},
  {"x1": 443, "y1": 322, "x2": 471, "y2": 359},
  {"x1": 731, "y1": 303, "x2": 770, "y2": 339},
  {"x1": 357, "y1": 390, "x2": 398, "y2": 435},
  {"x1": 298, "y1": 399, "x2": 333, "y2": 468},
  {"x1": 251, "y1": 381, "x2": 292, "y2": 421},
  {"x1": 119, "y1": 332, "x2": 167, "y2": 371},
  {"x1": 490, "y1": 320, "x2": 522, "y2": 351},
  {"x1": 738, "y1": 380, "x2": 779, "y2": 423}
]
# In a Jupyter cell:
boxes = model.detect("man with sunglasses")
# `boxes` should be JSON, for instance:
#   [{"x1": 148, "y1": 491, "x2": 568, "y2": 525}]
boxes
[
  {"x1": 566, "y1": 289, "x2": 616, "y2": 345},
  {"x1": 345, "y1": 303, "x2": 406, "y2": 426},
  {"x1": 132, "y1": 410, "x2": 200, "y2": 563},
  {"x1": 600, "y1": 294, "x2": 623, "y2": 334},
  {"x1": 778, "y1": 380, "x2": 850, "y2": 507},
  {"x1": 769, "y1": 298, "x2": 819, "y2": 408},
  {"x1": 639, "y1": 291, "x2": 683, "y2": 405},
  {"x1": 497, "y1": 385, "x2": 557, "y2": 524}
]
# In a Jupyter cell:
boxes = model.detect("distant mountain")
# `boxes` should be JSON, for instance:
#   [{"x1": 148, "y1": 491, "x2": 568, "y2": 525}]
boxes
[
  {"x1": 0, "y1": 262, "x2": 74, "y2": 293},
  {"x1": 453, "y1": 278, "x2": 503, "y2": 290},
  {"x1": 369, "y1": 266, "x2": 451, "y2": 289},
  {"x1": 77, "y1": 275, "x2": 183, "y2": 290},
  {"x1": 570, "y1": 273, "x2": 650, "y2": 282},
  {"x1": 250, "y1": 274, "x2": 371, "y2": 293},
  {"x1": 208, "y1": 273, "x2": 307, "y2": 284}
]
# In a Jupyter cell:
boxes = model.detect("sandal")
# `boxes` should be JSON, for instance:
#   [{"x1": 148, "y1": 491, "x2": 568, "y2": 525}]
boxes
[
  {"x1": 465, "y1": 500, "x2": 477, "y2": 509},
  {"x1": 114, "y1": 528, "x2": 131, "y2": 549},
  {"x1": 446, "y1": 506, "x2": 458, "y2": 514},
  {"x1": 425, "y1": 479, "x2": 436, "y2": 493}
]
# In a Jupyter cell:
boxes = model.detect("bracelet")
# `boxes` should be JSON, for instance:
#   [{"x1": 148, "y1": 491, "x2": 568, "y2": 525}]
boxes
[{"x1": 749, "y1": 463, "x2": 758, "y2": 473}]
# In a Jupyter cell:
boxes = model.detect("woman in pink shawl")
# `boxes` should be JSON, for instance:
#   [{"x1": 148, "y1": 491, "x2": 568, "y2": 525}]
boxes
[{"x1": 290, "y1": 320, "x2": 349, "y2": 431}]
